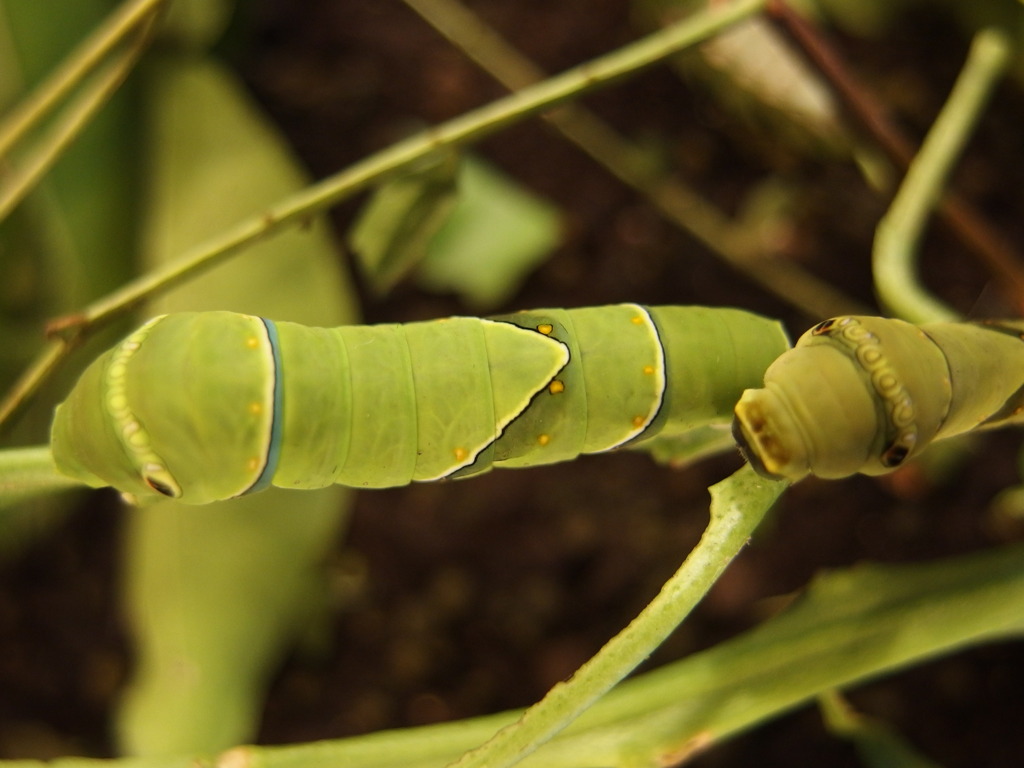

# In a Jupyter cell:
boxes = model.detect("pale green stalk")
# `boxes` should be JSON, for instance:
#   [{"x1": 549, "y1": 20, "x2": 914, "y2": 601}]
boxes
[
  {"x1": 0, "y1": 0, "x2": 165, "y2": 158},
  {"x1": 874, "y1": 28, "x2": 1011, "y2": 324},
  {"x1": 0, "y1": 10, "x2": 159, "y2": 221},
  {"x1": 445, "y1": 466, "x2": 787, "y2": 768},
  {"x1": 0, "y1": 445, "x2": 78, "y2": 510}
]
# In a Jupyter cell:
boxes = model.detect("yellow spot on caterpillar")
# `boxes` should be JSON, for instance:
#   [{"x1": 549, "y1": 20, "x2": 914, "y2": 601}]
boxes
[
  {"x1": 642, "y1": 365, "x2": 655, "y2": 375},
  {"x1": 453, "y1": 447, "x2": 469, "y2": 462},
  {"x1": 245, "y1": 336, "x2": 260, "y2": 349},
  {"x1": 246, "y1": 457, "x2": 261, "y2": 472},
  {"x1": 548, "y1": 380, "x2": 565, "y2": 394},
  {"x1": 248, "y1": 402, "x2": 263, "y2": 415},
  {"x1": 632, "y1": 415, "x2": 646, "y2": 428},
  {"x1": 537, "y1": 434, "x2": 551, "y2": 446},
  {"x1": 125, "y1": 424, "x2": 150, "y2": 448},
  {"x1": 631, "y1": 315, "x2": 644, "y2": 324},
  {"x1": 537, "y1": 323, "x2": 554, "y2": 335}
]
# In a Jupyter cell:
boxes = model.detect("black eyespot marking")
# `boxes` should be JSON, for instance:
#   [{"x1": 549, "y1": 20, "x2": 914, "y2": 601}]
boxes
[
  {"x1": 145, "y1": 476, "x2": 180, "y2": 497},
  {"x1": 812, "y1": 318, "x2": 837, "y2": 335},
  {"x1": 881, "y1": 442, "x2": 911, "y2": 468}
]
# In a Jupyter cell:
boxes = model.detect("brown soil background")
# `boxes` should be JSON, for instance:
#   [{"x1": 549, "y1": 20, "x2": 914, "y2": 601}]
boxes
[{"x1": 3, "y1": 2, "x2": 1024, "y2": 766}]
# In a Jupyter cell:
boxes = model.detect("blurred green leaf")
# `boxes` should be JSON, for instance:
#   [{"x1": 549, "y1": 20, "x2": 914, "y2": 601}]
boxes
[
  {"x1": 349, "y1": 150, "x2": 461, "y2": 296},
  {"x1": 416, "y1": 156, "x2": 562, "y2": 310},
  {"x1": 156, "y1": 0, "x2": 236, "y2": 51},
  {"x1": 118, "y1": 491, "x2": 345, "y2": 757},
  {"x1": 819, "y1": 690, "x2": 943, "y2": 768},
  {"x1": 117, "y1": 53, "x2": 357, "y2": 756}
]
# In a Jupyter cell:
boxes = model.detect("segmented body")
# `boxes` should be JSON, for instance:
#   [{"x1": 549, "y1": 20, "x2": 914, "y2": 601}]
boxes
[
  {"x1": 51, "y1": 304, "x2": 788, "y2": 504},
  {"x1": 733, "y1": 316, "x2": 1024, "y2": 481}
]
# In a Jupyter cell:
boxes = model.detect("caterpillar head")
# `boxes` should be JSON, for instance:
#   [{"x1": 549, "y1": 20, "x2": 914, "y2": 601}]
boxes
[
  {"x1": 51, "y1": 312, "x2": 280, "y2": 505},
  {"x1": 733, "y1": 316, "x2": 946, "y2": 481}
]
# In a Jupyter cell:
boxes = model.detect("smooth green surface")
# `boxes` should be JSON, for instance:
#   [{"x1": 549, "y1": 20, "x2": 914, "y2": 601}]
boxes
[
  {"x1": 0, "y1": 444, "x2": 78, "y2": 511},
  {"x1": 51, "y1": 304, "x2": 787, "y2": 499}
]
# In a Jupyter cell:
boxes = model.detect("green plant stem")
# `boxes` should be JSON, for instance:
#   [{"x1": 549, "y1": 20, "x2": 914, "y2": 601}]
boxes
[
  {"x1": 0, "y1": 8, "x2": 160, "y2": 221},
  {"x1": 444, "y1": 465, "x2": 787, "y2": 768},
  {"x1": 0, "y1": 445, "x2": 79, "y2": 509},
  {"x1": 403, "y1": 0, "x2": 868, "y2": 319},
  {"x1": 0, "y1": 0, "x2": 165, "y2": 159},
  {"x1": 768, "y1": 2, "x2": 1024, "y2": 315},
  {"x1": 68, "y1": 0, "x2": 767, "y2": 335},
  {"x1": 873, "y1": 28, "x2": 1011, "y2": 324},
  {"x1": 0, "y1": 338, "x2": 66, "y2": 433}
]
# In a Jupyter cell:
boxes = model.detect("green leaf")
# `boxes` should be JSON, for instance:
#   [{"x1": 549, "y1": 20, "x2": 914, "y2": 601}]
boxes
[
  {"x1": 819, "y1": 691, "x2": 944, "y2": 768},
  {"x1": 349, "y1": 150, "x2": 461, "y2": 296},
  {"x1": 416, "y1": 156, "x2": 562, "y2": 311},
  {"x1": 117, "y1": 54, "x2": 358, "y2": 756},
  {"x1": 156, "y1": 0, "x2": 236, "y2": 51}
]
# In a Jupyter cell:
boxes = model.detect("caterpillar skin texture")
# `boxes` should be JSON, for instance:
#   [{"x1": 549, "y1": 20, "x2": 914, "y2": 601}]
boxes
[
  {"x1": 51, "y1": 304, "x2": 789, "y2": 504},
  {"x1": 733, "y1": 316, "x2": 1024, "y2": 481}
]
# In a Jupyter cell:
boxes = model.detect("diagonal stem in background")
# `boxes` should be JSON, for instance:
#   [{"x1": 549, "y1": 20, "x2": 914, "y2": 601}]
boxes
[
  {"x1": 402, "y1": 0, "x2": 869, "y2": 320},
  {"x1": 0, "y1": 0, "x2": 166, "y2": 159},
  {"x1": 768, "y1": 0, "x2": 1024, "y2": 314},
  {"x1": 0, "y1": 7, "x2": 162, "y2": 221}
]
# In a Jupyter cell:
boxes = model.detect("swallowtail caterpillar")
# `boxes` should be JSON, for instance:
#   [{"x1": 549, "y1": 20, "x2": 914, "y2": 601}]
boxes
[
  {"x1": 51, "y1": 304, "x2": 788, "y2": 504},
  {"x1": 733, "y1": 315, "x2": 1024, "y2": 481}
]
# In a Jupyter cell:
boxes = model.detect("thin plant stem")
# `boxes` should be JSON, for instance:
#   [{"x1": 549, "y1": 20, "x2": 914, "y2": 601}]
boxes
[
  {"x1": 874, "y1": 28, "x2": 1011, "y2": 324},
  {"x1": 0, "y1": 9, "x2": 160, "y2": 221},
  {"x1": 0, "y1": 340, "x2": 66, "y2": 431},
  {"x1": 0, "y1": 0, "x2": 165, "y2": 158},
  {"x1": 67, "y1": 0, "x2": 769, "y2": 335},
  {"x1": 769, "y1": 2, "x2": 1024, "y2": 314},
  {"x1": 445, "y1": 466, "x2": 787, "y2": 768},
  {"x1": 402, "y1": 0, "x2": 869, "y2": 319}
]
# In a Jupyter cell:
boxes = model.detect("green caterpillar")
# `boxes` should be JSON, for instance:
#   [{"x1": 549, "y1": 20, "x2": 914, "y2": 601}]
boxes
[
  {"x1": 733, "y1": 315, "x2": 1024, "y2": 481},
  {"x1": 51, "y1": 304, "x2": 789, "y2": 504}
]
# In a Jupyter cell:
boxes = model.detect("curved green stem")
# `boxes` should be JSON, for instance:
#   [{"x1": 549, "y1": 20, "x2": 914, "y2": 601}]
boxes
[
  {"x1": 874, "y1": 28, "x2": 1011, "y2": 324},
  {"x1": 444, "y1": 465, "x2": 787, "y2": 768}
]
